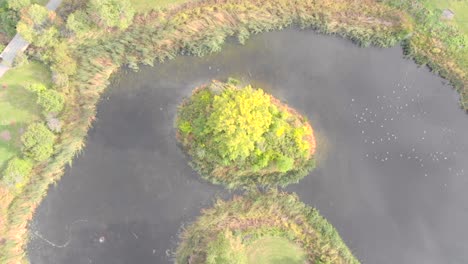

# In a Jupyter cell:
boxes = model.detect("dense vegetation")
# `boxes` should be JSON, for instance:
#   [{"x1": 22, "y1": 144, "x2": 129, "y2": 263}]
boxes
[
  {"x1": 176, "y1": 80, "x2": 316, "y2": 188},
  {"x1": 176, "y1": 190, "x2": 358, "y2": 264},
  {"x1": 0, "y1": 0, "x2": 466, "y2": 262},
  {"x1": 0, "y1": 0, "x2": 47, "y2": 45}
]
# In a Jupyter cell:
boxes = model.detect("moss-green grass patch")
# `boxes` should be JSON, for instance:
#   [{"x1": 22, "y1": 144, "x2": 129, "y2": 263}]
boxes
[
  {"x1": 424, "y1": 0, "x2": 468, "y2": 35},
  {"x1": 246, "y1": 236, "x2": 307, "y2": 264},
  {"x1": 0, "y1": 62, "x2": 51, "y2": 169},
  {"x1": 176, "y1": 190, "x2": 358, "y2": 264},
  {"x1": 176, "y1": 79, "x2": 316, "y2": 189}
]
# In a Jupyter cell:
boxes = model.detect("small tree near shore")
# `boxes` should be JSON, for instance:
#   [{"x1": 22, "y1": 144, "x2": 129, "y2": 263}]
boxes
[
  {"x1": 88, "y1": 0, "x2": 135, "y2": 30},
  {"x1": 2, "y1": 157, "x2": 33, "y2": 190},
  {"x1": 21, "y1": 123, "x2": 56, "y2": 161}
]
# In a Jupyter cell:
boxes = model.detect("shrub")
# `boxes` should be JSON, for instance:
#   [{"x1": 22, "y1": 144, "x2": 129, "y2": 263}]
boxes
[
  {"x1": 66, "y1": 10, "x2": 92, "y2": 36},
  {"x1": 21, "y1": 123, "x2": 56, "y2": 161},
  {"x1": 17, "y1": 4, "x2": 58, "y2": 47},
  {"x1": 7, "y1": 0, "x2": 30, "y2": 11},
  {"x1": 207, "y1": 85, "x2": 272, "y2": 162},
  {"x1": 0, "y1": 3, "x2": 19, "y2": 37},
  {"x1": 276, "y1": 154, "x2": 294, "y2": 173},
  {"x1": 2, "y1": 157, "x2": 33, "y2": 190},
  {"x1": 88, "y1": 0, "x2": 135, "y2": 30},
  {"x1": 27, "y1": 83, "x2": 65, "y2": 115},
  {"x1": 37, "y1": 88, "x2": 65, "y2": 114}
]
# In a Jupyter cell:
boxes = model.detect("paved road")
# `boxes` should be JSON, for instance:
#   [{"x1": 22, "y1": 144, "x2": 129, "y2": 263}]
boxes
[
  {"x1": 0, "y1": 0, "x2": 63, "y2": 78},
  {"x1": 0, "y1": 35, "x2": 29, "y2": 67}
]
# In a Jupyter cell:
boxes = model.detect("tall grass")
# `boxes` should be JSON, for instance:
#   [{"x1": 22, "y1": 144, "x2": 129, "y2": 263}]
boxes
[{"x1": 176, "y1": 190, "x2": 359, "y2": 264}]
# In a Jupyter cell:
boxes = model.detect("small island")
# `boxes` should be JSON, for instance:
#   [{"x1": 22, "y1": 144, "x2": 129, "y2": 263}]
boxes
[
  {"x1": 176, "y1": 190, "x2": 358, "y2": 264},
  {"x1": 176, "y1": 79, "x2": 316, "y2": 188}
]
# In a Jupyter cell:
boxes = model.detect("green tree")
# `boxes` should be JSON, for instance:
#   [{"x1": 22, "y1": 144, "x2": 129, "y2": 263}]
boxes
[
  {"x1": 7, "y1": 0, "x2": 30, "y2": 11},
  {"x1": 21, "y1": 3, "x2": 48, "y2": 25},
  {"x1": 2, "y1": 157, "x2": 33, "y2": 190},
  {"x1": 27, "y1": 83, "x2": 65, "y2": 114},
  {"x1": 88, "y1": 0, "x2": 135, "y2": 30},
  {"x1": 207, "y1": 85, "x2": 272, "y2": 162},
  {"x1": 276, "y1": 154, "x2": 294, "y2": 172},
  {"x1": 16, "y1": 4, "x2": 58, "y2": 47},
  {"x1": 0, "y1": 3, "x2": 18, "y2": 37},
  {"x1": 66, "y1": 10, "x2": 92, "y2": 36},
  {"x1": 21, "y1": 123, "x2": 56, "y2": 161}
]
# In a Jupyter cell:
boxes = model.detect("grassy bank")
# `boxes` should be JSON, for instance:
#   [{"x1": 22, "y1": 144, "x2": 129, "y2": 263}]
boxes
[
  {"x1": 0, "y1": 0, "x2": 465, "y2": 262},
  {"x1": 176, "y1": 190, "x2": 359, "y2": 264}
]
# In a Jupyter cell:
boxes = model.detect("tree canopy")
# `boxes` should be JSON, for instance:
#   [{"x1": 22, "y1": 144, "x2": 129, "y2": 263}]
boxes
[
  {"x1": 21, "y1": 123, "x2": 56, "y2": 161},
  {"x1": 207, "y1": 85, "x2": 272, "y2": 161},
  {"x1": 176, "y1": 80, "x2": 316, "y2": 188},
  {"x1": 16, "y1": 4, "x2": 58, "y2": 47},
  {"x1": 88, "y1": 0, "x2": 135, "y2": 30}
]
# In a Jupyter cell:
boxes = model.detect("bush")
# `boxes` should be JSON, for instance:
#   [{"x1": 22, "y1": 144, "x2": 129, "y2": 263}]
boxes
[
  {"x1": 0, "y1": 2, "x2": 18, "y2": 37},
  {"x1": 27, "y1": 83, "x2": 65, "y2": 115},
  {"x1": 276, "y1": 154, "x2": 294, "y2": 173},
  {"x1": 7, "y1": 0, "x2": 30, "y2": 11},
  {"x1": 2, "y1": 157, "x2": 33, "y2": 190},
  {"x1": 37, "y1": 88, "x2": 65, "y2": 114},
  {"x1": 17, "y1": 4, "x2": 58, "y2": 47},
  {"x1": 66, "y1": 10, "x2": 92, "y2": 36},
  {"x1": 21, "y1": 123, "x2": 56, "y2": 161},
  {"x1": 88, "y1": 0, "x2": 135, "y2": 30}
]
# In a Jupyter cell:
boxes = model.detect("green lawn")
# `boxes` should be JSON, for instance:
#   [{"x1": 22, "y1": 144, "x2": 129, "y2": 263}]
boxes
[
  {"x1": 0, "y1": 62, "x2": 50, "y2": 170},
  {"x1": 424, "y1": 0, "x2": 468, "y2": 35},
  {"x1": 130, "y1": 0, "x2": 194, "y2": 12},
  {"x1": 246, "y1": 236, "x2": 307, "y2": 264}
]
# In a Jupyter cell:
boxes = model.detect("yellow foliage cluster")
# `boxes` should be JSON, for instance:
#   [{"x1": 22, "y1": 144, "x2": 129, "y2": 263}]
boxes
[{"x1": 208, "y1": 85, "x2": 273, "y2": 161}]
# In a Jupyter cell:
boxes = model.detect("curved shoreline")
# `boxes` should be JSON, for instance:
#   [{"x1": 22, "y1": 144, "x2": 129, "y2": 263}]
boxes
[
  {"x1": 0, "y1": 0, "x2": 465, "y2": 262},
  {"x1": 26, "y1": 30, "x2": 468, "y2": 263}
]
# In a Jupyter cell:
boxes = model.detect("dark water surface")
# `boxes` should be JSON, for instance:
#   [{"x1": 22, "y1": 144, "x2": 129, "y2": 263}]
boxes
[{"x1": 28, "y1": 29, "x2": 468, "y2": 264}]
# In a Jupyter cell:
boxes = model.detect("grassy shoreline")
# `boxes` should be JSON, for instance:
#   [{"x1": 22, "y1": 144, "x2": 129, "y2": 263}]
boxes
[
  {"x1": 0, "y1": 0, "x2": 466, "y2": 262},
  {"x1": 176, "y1": 190, "x2": 359, "y2": 264}
]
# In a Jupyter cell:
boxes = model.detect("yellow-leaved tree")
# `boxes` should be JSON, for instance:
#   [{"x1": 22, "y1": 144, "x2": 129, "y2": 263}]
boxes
[{"x1": 207, "y1": 86, "x2": 272, "y2": 162}]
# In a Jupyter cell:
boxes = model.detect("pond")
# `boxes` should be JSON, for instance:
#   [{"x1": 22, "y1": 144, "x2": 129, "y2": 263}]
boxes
[{"x1": 28, "y1": 29, "x2": 468, "y2": 264}]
